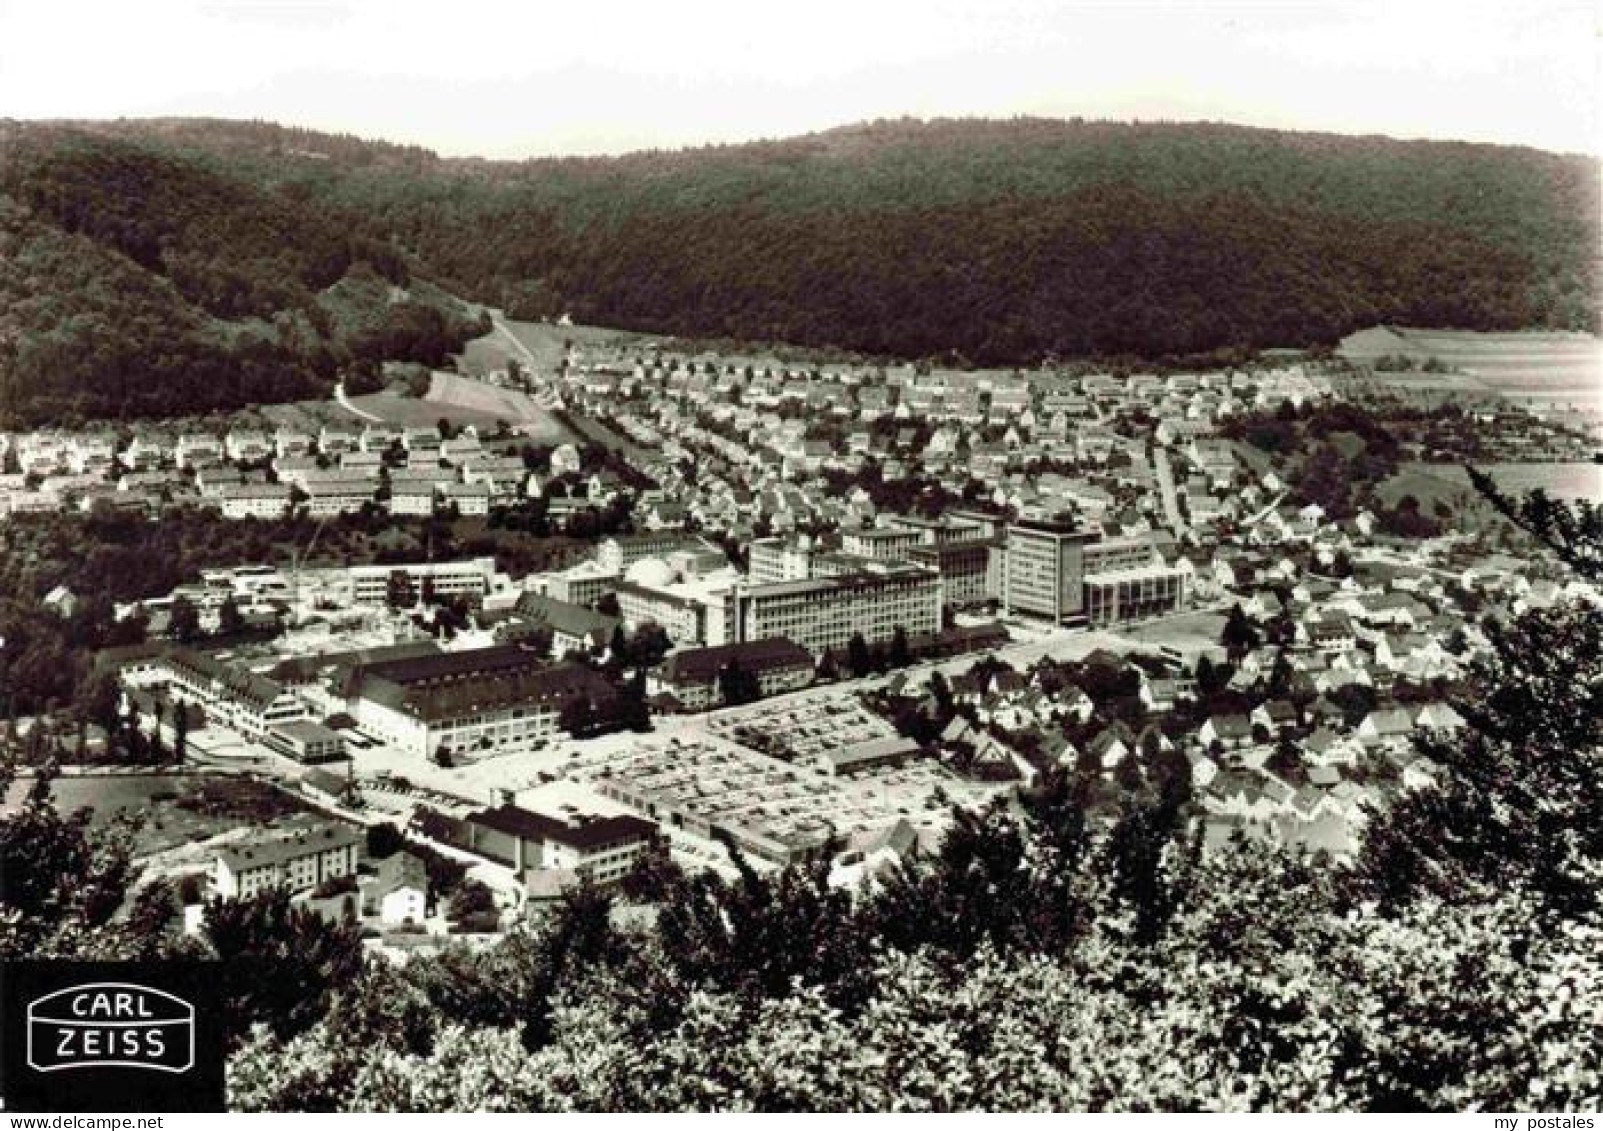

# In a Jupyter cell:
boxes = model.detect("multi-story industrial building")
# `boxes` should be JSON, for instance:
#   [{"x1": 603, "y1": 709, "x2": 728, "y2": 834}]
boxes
[
  {"x1": 748, "y1": 536, "x2": 815, "y2": 584},
  {"x1": 147, "y1": 646, "x2": 308, "y2": 741},
  {"x1": 596, "y1": 532, "x2": 711, "y2": 573},
  {"x1": 544, "y1": 561, "x2": 624, "y2": 608},
  {"x1": 999, "y1": 517, "x2": 1099, "y2": 624},
  {"x1": 999, "y1": 519, "x2": 1191, "y2": 625},
  {"x1": 346, "y1": 558, "x2": 498, "y2": 607},
  {"x1": 614, "y1": 579, "x2": 709, "y2": 644},
  {"x1": 726, "y1": 562, "x2": 941, "y2": 657},
  {"x1": 346, "y1": 646, "x2": 613, "y2": 763},
  {"x1": 906, "y1": 537, "x2": 998, "y2": 609},
  {"x1": 840, "y1": 526, "x2": 926, "y2": 561},
  {"x1": 455, "y1": 803, "x2": 656, "y2": 885}
]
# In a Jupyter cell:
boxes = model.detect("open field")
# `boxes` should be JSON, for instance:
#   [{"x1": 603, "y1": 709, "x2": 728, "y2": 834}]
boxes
[
  {"x1": 424, "y1": 372, "x2": 579, "y2": 444},
  {"x1": 1405, "y1": 461, "x2": 1602, "y2": 503},
  {"x1": 1374, "y1": 466, "x2": 1497, "y2": 515},
  {"x1": 338, "y1": 373, "x2": 583, "y2": 445},
  {"x1": 456, "y1": 317, "x2": 651, "y2": 377},
  {"x1": 1, "y1": 772, "x2": 309, "y2": 857},
  {"x1": 1340, "y1": 326, "x2": 1602, "y2": 412},
  {"x1": 339, "y1": 388, "x2": 504, "y2": 431}
]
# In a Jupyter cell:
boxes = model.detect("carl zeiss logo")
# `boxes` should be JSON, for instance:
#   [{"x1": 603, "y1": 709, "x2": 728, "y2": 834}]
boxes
[
  {"x1": 2, "y1": 962, "x2": 224, "y2": 1111},
  {"x1": 27, "y1": 983, "x2": 195, "y2": 1075}
]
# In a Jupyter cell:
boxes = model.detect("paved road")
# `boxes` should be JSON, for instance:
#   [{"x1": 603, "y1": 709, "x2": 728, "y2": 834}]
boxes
[
  {"x1": 1153, "y1": 445, "x2": 1186, "y2": 537},
  {"x1": 490, "y1": 313, "x2": 542, "y2": 372},
  {"x1": 334, "y1": 381, "x2": 383, "y2": 423}
]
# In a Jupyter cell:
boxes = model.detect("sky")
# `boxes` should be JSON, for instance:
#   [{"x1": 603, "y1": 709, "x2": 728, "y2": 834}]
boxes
[{"x1": 0, "y1": 0, "x2": 1597, "y2": 157}]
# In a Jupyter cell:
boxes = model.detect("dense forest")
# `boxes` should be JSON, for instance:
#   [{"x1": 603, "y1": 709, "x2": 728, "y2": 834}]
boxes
[
  {"x1": 3, "y1": 116, "x2": 1597, "y2": 423},
  {"x1": 0, "y1": 127, "x2": 486, "y2": 426},
  {"x1": 43, "y1": 117, "x2": 1603, "y2": 354}
]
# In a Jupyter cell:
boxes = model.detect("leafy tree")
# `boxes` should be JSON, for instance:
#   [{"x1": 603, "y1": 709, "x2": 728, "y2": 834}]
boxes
[
  {"x1": 202, "y1": 888, "x2": 365, "y2": 1047},
  {"x1": 888, "y1": 625, "x2": 912, "y2": 669},
  {"x1": 717, "y1": 659, "x2": 762, "y2": 707},
  {"x1": 366, "y1": 822, "x2": 405, "y2": 860},
  {"x1": 846, "y1": 632, "x2": 872, "y2": 678},
  {"x1": 448, "y1": 879, "x2": 497, "y2": 922},
  {"x1": 0, "y1": 764, "x2": 140, "y2": 957},
  {"x1": 627, "y1": 623, "x2": 673, "y2": 670},
  {"x1": 1220, "y1": 604, "x2": 1258, "y2": 661},
  {"x1": 1468, "y1": 466, "x2": 1601, "y2": 580},
  {"x1": 168, "y1": 595, "x2": 201, "y2": 644},
  {"x1": 217, "y1": 596, "x2": 245, "y2": 637},
  {"x1": 172, "y1": 705, "x2": 188, "y2": 764},
  {"x1": 558, "y1": 694, "x2": 595, "y2": 738}
]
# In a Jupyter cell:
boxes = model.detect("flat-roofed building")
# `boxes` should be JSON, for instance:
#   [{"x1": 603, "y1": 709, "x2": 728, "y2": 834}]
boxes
[
  {"x1": 999, "y1": 517, "x2": 1098, "y2": 624},
  {"x1": 347, "y1": 558, "x2": 497, "y2": 606},
  {"x1": 1000, "y1": 521, "x2": 1191, "y2": 625},
  {"x1": 891, "y1": 513, "x2": 988, "y2": 544},
  {"x1": 840, "y1": 526, "x2": 925, "y2": 561},
  {"x1": 267, "y1": 719, "x2": 346, "y2": 763},
  {"x1": 596, "y1": 532, "x2": 711, "y2": 573},
  {"x1": 545, "y1": 561, "x2": 623, "y2": 608},
  {"x1": 748, "y1": 537, "x2": 814, "y2": 584},
  {"x1": 1083, "y1": 561, "x2": 1191, "y2": 625},
  {"x1": 614, "y1": 579, "x2": 709, "y2": 644},
  {"x1": 454, "y1": 804, "x2": 656, "y2": 884},
  {"x1": 907, "y1": 537, "x2": 998, "y2": 609},
  {"x1": 727, "y1": 563, "x2": 941, "y2": 657}
]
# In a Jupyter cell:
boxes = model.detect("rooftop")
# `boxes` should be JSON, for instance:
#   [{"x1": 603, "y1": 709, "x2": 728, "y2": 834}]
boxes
[
  {"x1": 467, "y1": 804, "x2": 656, "y2": 850},
  {"x1": 216, "y1": 822, "x2": 362, "y2": 874}
]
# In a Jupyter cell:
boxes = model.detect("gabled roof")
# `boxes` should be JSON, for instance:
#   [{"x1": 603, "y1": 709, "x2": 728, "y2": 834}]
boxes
[
  {"x1": 1361, "y1": 707, "x2": 1415, "y2": 736},
  {"x1": 467, "y1": 805, "x2": 655, "y2": 850},
  {"x1": 217, "y1": 822, "x2": 361, "y2": 874},
  {"x1": 1205, "y1": 714, "x2": 1252, "y2": 739},
  {"x1": 515, "y1": 593, "x2": 621, "y2": 642},
  {"x1": 661, "y1": 637, "x2": 812, "y2": 685}
]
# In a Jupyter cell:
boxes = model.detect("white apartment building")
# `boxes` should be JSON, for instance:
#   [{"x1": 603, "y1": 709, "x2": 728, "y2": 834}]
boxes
[
  {"x1": 218, "y1": 483, "x2": 293, "y2": 519},
  {"x1": 213, "y1": 823, "x2": 362, "y2": 900},
  {"x1": 346, "y1": 558, "x2": 498, "y2": 606}
]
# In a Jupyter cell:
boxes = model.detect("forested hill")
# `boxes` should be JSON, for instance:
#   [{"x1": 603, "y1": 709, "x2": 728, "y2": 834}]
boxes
[
  {"x1": 0, "y1": 125, "x2": 486, "y2": 427},
  {"x1": 61, "y1": 117, "x2": 1603, "y2": 361},
  {"x1": 3, "y1": 117, "x2": 1598, "y2": 423}
]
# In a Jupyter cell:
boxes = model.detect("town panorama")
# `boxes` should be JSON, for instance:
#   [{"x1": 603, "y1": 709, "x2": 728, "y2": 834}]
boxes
[{"x1": 1, "y1": 111, "x2": 1599, "y2": 1114}]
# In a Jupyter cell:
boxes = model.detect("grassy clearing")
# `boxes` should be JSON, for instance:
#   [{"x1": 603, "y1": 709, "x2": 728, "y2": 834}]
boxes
[
  {"x1": 340, "y1": 389, "x2": 504, "y2": 431},
  {"x1": 1372, "y1": 466, "x2": 1493, "y2": 517},
  {"x1": 455, "y1": 319, "x2": 649, "y2": 377},
  {"x1": 2, "y1": 773, "x2": 309, "y2": 857},
  {"x1": 1341, "y1": 325, "x2": 1602, "y2": 409}
]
